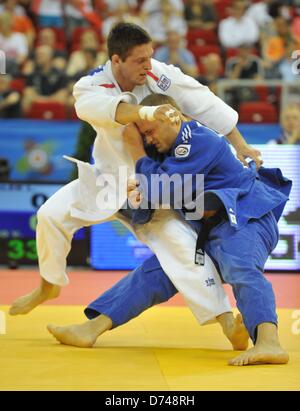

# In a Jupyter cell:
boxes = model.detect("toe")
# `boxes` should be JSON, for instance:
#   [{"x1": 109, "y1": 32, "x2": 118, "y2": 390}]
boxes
[
  {"x1": 9, "y1": 307, "x2": 16, "y2": 315},
  {"x1": 228, "y1": 356, "x2": 239, "y2": 366},
  {"x1": 47, "y1": 324, "x2": 59, "y2": 335}
]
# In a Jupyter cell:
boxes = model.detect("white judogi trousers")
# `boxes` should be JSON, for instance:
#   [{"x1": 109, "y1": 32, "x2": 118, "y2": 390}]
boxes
[{"x1": 37, "y1": 179, "x2": 231, "y2": 325}]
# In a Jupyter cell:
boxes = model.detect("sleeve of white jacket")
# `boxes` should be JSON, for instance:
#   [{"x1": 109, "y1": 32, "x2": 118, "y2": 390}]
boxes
[
  {"x1": 73, "y1": 75, "x2": 137, "y2": 128},
  {"x1": 150, "y1": 60, "x2": 238, "y2": 136}
]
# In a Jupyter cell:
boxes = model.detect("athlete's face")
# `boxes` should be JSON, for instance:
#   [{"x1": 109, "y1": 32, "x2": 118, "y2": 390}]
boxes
[
  {"x1": 136, "y1": 119, "x2": 177, "y2": 153},
  {"x1": 112, "y1": 43, "x2": 153, "y2": 90}
]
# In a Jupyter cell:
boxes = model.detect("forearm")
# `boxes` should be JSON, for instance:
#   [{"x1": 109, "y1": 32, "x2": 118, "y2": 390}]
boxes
[
  {"x1": 226, "y1": 127, "x2": 248, "y2": 150},
  {"x1": 229, "y1": 65, "x2": 242, "y2": 80},
  {"x1": 115, "y1": 102, "x2": 143, "y2": 124}
]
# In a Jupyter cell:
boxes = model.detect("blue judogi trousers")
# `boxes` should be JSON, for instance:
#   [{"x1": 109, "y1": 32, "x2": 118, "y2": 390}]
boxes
[
  {"x1": 85, "y1": 255, "x2": 178, "y2": 326},
  {"x1": 205, "y1": 211, "x2": 278, "y2": 341},
  {"x1": 85, "y1": 211, "x2": 278, "y2": 342}
]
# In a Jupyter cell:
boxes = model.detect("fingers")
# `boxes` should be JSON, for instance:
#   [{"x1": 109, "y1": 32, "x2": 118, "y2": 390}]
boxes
[
  {"x1": 237, "y1": 147, "x2": 264, "y2": 169},
  {"x1": 255, "y1": 155, "x2": 263, "y2": 169},
  {"x1": 164, "y1": 108, "x2": 181, "y2": 124},
  {"x1": 155, "y1": 105, "x2": 181, "y2": 125},
  {"x1": 127, "y1": 179, "x2": 139, "y2": 192},
  {"x1": 237, "y1": 154, "x2": 249, "y2": 167},
  {"x1": 128, "y1": 190, "x2": 143, "y2": 208}
]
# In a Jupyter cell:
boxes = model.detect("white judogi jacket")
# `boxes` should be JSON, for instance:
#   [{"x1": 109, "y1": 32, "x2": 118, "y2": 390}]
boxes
[{"x1": 71, "y1": 59, "x2": 238, "y2": 221}]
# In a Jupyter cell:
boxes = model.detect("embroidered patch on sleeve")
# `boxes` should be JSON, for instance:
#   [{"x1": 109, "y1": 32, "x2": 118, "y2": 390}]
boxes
[
  {"x1": 175, "y1": 144, "x2": 191, "y2": 158},
  {"x1": 157, "y1": 75, "x2": 171, "y2": 91}
]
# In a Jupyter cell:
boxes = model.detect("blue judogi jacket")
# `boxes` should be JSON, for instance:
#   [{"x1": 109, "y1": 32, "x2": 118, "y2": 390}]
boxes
[{"x1": 132, "y1": 120, "x2": 292, "y2": 228}]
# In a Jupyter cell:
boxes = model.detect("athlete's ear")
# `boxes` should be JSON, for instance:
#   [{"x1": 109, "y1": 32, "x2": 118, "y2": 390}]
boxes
[{"x1": 111, "y1": 54, "x2": 121, "y2": 66}]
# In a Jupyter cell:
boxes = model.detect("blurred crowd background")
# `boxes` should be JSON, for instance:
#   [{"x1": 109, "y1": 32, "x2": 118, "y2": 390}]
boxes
[{"x1": 0, "y1": 0, "x2": 299, "y2": 145}]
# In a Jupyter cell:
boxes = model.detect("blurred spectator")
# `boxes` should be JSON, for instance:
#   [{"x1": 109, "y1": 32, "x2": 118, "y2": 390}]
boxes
[
  {"x1": 261, "y1": 16, "x2": 295, "y2": 78},
  {"x1": 0, "y1": 12, "x2": 28, "y2": 75},
  {"x1": 18, "y1": 0, "x2": 34, "y2": 16},
  {"x1": 142, "y1": 0, "x2": 187, "y2": 45},
  {"x1": 0, "y1": 74, "x2": 21, "y2": 118},
  {"x1": 197, "y1": 53, "x2": 223, "y2": 95},
  {"x1": 64, "y1": 0, "x2": 92, "y2": 37},
  {"x1": 218, "y1": 0, "x2": 260, "y2": 48},
  {"x1": 141, "y1": 0, "x2": 184, "y2": 16},
  {"x1": 184, "y1": 0, "x2": 217, "y2": 31},
  {"x1": 104, "y1": 0, "x2": 138, "y2": 14},
  {"x1": 0, "y1": 0, "x2": 35, "y2": 49},
  {"x1": 102, "y1": 3, "x2": 144, "y2": 40},
  {"x1": 245, "y1": 0, "x2": 273, "y2": 29},
  {"x1": 37, "y1": 28, "x2": 67, "y2": 69},
  {"x1": 0, "y1": 0, "x2": 26, "y2": 15},
  {"x1": 64, "y1": 0, "x2": 102, "y2": 39},
  {"x1": 262, "y1": 16, "x2": 294, "y2": 61},
  {"x1": 71, "y1": 49, "x2": 99, "y2": 80},
  {"x1": 22, "y1": 45, "x2": 68, "y2": 113},
  {"x1": 277, "y1": 40, "x2": 300, "y2": 81},
  {"x1": 31, "y1": 0, "x2": 64, "y2": 28},
  {"x1": 225, "y1": 45, "x2": 265, "y2": 79},
  {"x1": 268, "y1": 1, "x2": 295, "y2": 20},
  {"x1": 23, "y1": 28, "x2": 67, "y2": 75},
  {"x1": 66, "y1": 48, "x2": 100, "y2": 116},
  {"x1": 269, "y1": 104, "x2": 300, "y2": 144},
  {"x1": 291, "y1": 7, "x2": 300, "y2": 46},
  {"x1": 66, "y1": 29, "x2": 107, "y2": 77},
  {"x1": 154, "y1": 30, "x2": 198, "y2": 77}
]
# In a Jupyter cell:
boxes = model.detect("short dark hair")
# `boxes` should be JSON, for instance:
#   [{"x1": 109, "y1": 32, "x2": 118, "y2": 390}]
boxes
[
  {"x1": 140, "y1": 93, "x2": 180, "y2": 111},
  {"x1": 107, "y1": 22, "x2": 152, "y2": 61}
]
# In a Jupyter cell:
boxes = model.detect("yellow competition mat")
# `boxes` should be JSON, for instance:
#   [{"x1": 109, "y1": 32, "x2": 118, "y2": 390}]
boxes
[{"x1": 0, "y1": 306, "x2": 299, "y2": 391}]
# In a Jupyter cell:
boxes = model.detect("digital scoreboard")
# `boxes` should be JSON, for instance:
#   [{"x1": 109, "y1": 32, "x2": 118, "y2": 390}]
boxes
[{"x1": 0, "y1": 182, "x2": 89, "y2": 266}]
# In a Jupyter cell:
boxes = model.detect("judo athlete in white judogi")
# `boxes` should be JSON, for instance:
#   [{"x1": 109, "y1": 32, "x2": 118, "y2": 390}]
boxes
[{"x1": 10, "y1": 23, "x2": 262, "y2": 340}]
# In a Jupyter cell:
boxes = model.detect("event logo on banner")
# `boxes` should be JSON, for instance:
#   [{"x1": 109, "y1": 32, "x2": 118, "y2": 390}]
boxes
[{"x1": 0, "y1": 120, "x2": 81, "y2": 181}]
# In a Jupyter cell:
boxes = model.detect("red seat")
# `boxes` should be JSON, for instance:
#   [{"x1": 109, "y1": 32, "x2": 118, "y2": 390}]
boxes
[
  {"x1": 68, "y1": 106, "x2": 79, "y2": 121},
  {"x1": 10, "y1": 78, "x2": 25, "y2": 93},
  {"x1": 186, "y1": 29, "x2": 218, "y2": 46},
  {"x1": 27, "y1": 102, "x2": 67, "y2": 120},
  {"x1": 239, "y1": 102, "x2": 278, "y2": 123},
  {"x1": 188, "y1": 44, "x2": 222, "y2": 59},
  {"x1": 255, "y1": 85, "x2": 269, "y2": 102},
  {"x1": 215, "y1": 0, "x2": 233, "y2": 20}
]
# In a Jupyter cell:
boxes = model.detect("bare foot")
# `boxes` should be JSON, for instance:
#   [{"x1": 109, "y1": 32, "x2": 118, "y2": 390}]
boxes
[
  {"x1": 47, "y1": 323, "x2": 97, "y2": 348},
  {"x1": 47, "y1": 314, "x2": 113, "y2": 348},
  {"x1": 229, "y1": 344, "x2": 289, "y2": 366},
  {"x1": 9, "y1": 283, "x2": 60, "y2": 316},
  {"x1": 227, "y1": 313, "x2": 249, "y2": 351}
]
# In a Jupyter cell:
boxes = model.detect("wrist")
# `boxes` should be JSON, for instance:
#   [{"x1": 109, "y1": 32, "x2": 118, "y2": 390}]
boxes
[{"x1": 139, "y1": 106, "x2": 160, "y2": 121}]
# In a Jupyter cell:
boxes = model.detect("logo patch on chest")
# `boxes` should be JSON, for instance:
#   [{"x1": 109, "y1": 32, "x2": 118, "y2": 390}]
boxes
[
  {"x1": 175, "y1": 144, "x2": 191, "y2": 158},
  {"x1": 157, "y1": 75, "x2": 171, "y2": 91}
]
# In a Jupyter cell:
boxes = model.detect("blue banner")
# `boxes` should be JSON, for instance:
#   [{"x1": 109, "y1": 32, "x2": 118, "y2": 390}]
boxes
[{"x1": 0, "y1": 120, "x2": 81, "y2": 181}]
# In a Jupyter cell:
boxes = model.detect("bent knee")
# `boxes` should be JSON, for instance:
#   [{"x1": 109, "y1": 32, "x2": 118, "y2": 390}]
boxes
[{"x1": 37, "y1": 197, "x2": 67, "y2": 224}]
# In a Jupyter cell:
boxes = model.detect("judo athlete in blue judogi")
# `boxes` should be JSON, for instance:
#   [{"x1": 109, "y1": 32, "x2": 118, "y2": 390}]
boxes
[{"x1": 48, "y1": 94, "x2": 291, "y2": 366}]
